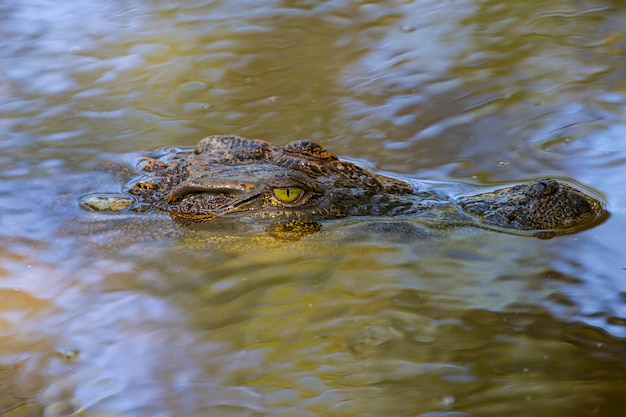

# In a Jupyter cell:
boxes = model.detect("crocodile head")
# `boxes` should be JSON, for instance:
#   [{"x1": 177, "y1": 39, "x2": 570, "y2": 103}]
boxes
[
  {"x1": 127, "y1": 135, "x2": 417, "y2": 230},
  {"x1": 83, "y1": 135, "x2": 606, "y2": 239}
]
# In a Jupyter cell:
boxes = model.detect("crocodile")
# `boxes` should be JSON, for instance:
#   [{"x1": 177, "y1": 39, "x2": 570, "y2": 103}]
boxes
[{"x1": 81, "y1": 135, "x2": 607, "y2": 239}]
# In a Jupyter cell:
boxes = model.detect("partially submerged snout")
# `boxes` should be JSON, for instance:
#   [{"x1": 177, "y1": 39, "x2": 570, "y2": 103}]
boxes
[{"x1": 458, "y1": 178, "x2": 607, "y2": 238}]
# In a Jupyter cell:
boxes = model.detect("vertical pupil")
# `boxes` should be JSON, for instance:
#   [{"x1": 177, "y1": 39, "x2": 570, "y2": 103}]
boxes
[{"x1": 273, "y1": 187, "x2": 301, "y2": 202}]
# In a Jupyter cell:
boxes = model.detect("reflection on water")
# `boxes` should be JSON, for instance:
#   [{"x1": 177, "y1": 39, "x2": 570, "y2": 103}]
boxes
[{"x1": 1, "y1": 0, "x2": 626, "y2": 416}]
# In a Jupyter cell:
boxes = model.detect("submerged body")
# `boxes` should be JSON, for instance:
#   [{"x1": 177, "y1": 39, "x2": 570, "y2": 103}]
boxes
[{"x1": 82, "y1": 135, "x2": 607, "y2": 239}]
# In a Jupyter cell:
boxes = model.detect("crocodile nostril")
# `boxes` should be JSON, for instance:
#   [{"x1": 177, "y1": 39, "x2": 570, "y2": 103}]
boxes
[{"x1": 526, "y1": 179, "x2": 559, "y2": 197}]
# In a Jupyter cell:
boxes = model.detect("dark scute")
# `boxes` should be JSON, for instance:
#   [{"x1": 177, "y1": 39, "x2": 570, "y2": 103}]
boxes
[{"x1": 283, "y1": 141, "x2": 339, "y2": 160}]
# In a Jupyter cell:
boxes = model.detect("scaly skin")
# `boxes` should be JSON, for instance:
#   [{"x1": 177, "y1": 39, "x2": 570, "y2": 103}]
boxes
[{"x1": 81, "y1": 135, "x2": 607, "y2": 239}]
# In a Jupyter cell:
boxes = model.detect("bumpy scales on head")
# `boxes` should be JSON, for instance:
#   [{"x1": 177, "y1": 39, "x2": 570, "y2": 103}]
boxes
[
  {"x1": 127, "y1": 135, "x2": 418, "y2": 227},
  {"x1": 82, "y1": 135, "x2": 607, "y2": 238}
]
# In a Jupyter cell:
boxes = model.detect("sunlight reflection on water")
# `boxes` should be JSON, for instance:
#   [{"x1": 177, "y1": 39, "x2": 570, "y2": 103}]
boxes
[{"x1": 1, "y1": 0, "x2": 626, "y2": 415}]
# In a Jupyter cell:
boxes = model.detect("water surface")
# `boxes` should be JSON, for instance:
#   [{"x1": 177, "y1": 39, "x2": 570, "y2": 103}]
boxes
[{"x1": 1, "y1": 1, "x2": 625, "y2": 416}]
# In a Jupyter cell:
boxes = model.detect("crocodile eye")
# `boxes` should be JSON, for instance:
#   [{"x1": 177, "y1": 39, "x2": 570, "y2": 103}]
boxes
[{"x1": 272, "y1": 187, "x2": 303, "y2": 203}]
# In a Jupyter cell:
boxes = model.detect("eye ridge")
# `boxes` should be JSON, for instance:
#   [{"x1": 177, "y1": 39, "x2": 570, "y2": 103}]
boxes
[{"x1": 272, "y1": 186, "x2": 303, "y2": 203}]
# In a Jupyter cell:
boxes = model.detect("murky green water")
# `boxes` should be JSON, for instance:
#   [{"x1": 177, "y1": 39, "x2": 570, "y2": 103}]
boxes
[{"x1": 1, "y1": 0, "x2": 626, "y2": 416}]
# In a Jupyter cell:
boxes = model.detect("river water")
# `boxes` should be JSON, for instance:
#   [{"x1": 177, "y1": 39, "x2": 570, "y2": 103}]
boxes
[{"x1": 1, "y1": 1, "x2": 625, "y2": 416}]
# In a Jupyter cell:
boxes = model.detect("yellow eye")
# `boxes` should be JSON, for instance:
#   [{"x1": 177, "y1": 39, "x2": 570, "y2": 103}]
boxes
[{"x1": 272, "y1": 187, "x2": 303, "y2": 203}]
